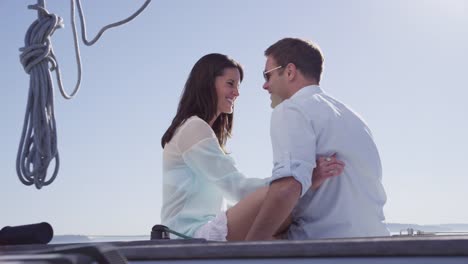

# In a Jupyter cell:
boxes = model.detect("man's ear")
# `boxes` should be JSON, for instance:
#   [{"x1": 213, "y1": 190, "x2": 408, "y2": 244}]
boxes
[{"x1": 286, "y1": 63, "x2": 297, "y2": 81}]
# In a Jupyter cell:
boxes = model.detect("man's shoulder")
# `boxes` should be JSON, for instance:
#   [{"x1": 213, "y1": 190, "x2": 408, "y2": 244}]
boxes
[
  {"x1": 273, "y1": 92, "x2": 338, "y2": 118},
  {"x1": 271, "y1": 99, "x2": 304, "y2": 122}
]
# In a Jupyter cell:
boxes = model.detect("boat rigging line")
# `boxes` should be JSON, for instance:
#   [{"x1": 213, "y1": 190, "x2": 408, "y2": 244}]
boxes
[{"x1": 16, "y1": 0, "x2": 151, "y2": 189}]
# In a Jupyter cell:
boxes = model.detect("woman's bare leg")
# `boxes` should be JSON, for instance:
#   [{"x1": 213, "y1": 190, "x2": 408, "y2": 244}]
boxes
[{"x1": 225, "y1": 186, "x2": 292, "y2": 241}]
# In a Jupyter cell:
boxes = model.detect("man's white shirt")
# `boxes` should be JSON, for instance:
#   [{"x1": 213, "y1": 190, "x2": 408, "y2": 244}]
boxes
[{"x1": 270, "y1": 85, "x2": 390, "y2": 239}]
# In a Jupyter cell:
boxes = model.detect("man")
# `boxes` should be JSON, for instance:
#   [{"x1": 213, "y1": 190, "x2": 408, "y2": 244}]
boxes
[{"x1": 245, "y1": 38, "x2": 389, "y2": 240}]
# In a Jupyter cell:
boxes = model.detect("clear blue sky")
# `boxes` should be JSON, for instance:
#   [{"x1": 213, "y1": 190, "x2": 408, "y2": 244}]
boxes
[{"x1": 1, "y1": 0, "x2": 467, "y2": 236}]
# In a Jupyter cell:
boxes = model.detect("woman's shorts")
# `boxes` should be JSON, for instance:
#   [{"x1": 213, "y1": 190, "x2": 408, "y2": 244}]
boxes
[{"x1": 194, "y1": 211, "x2": 228, "y2": 241}]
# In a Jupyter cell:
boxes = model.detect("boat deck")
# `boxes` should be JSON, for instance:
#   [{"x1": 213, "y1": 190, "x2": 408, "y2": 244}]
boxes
[{"x1": 1, "y1": 235, "x2": 468, "y2": 263}]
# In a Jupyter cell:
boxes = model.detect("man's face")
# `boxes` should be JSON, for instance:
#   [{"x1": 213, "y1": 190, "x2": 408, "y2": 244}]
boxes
[{"x1": 263, "y1": 56, "x2": 287, "y2": 108}]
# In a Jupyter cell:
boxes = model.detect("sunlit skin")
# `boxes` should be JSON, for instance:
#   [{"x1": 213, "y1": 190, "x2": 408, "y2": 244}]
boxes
[
  {"x1": 263, "y1": 55, "x2": 317, "y2": 108},
  {"x1": 262, "y1": 56, "x2": 289, "y2": 108},
  {"x1": 209, "y1": 68, "x2": 240, "y2": 126},
  {"x1": 269, "y1": 94, "x2": 284, "y2": 109}
]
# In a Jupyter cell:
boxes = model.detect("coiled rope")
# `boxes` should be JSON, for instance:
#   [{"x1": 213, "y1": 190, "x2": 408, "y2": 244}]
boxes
[{"x1": 17, "y1": 0, "x2": 151, "y2": 189}]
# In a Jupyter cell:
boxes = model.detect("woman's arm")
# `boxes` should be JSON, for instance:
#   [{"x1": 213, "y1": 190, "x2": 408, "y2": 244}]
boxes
[
  {"x1": 311, "y1": 153, "x2": 344, "y2": 190},
  {"x1": 178, "y1": 118, "x2": 266, "y2": 202}
]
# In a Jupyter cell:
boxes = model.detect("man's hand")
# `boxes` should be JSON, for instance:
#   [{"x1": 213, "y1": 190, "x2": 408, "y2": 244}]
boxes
[{"x1": 311, "y1": 153, "x2": 345, "y2": 190}]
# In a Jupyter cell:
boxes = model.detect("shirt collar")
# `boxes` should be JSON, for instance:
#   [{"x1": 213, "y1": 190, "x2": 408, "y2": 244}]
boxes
[{"x1": 290, "y1": 85, "x2": 323, "y2": 100}]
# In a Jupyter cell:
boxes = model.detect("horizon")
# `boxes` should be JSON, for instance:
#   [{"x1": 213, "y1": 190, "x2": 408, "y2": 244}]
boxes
[{"x1": 51, "y1": 222, "x2": 468, "y2": 237}]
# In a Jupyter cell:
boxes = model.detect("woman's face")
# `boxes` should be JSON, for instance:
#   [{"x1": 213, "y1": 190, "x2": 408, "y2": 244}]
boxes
[{"x1": 215, "y1": 67, "x2": 240, "y2": 115}]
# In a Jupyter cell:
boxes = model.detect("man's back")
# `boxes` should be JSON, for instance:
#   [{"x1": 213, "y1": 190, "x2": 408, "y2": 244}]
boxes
[{"x1": 272, "y1": 85, "x2": 389, "y2": 239}]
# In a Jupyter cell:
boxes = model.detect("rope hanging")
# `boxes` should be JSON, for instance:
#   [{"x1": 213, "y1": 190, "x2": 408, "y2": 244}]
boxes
[{"x1": 17, "y1": 0, "x2": 151, "y2": 189}]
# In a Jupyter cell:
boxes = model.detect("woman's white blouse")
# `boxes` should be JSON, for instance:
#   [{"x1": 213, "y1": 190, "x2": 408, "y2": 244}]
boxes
[{"x1": 161, "y1": 116, "x2": 267, "y2": 237}]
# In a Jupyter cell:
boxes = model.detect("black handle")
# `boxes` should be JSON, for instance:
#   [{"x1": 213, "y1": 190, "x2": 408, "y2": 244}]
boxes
[
  {"x1": 0, "y1": 222, "x2": 54, "y2": 245},
  {"x1": 151, "y1": 224, "x2": 170, "y2": 240}
]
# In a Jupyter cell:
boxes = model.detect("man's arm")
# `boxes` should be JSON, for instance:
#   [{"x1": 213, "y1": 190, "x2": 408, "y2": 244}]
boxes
[
  {"x1": 245, "y1": 177, "x2": 301, "y2": 241},
  {"x1": 249, "y1": 101, "x2": 315, "y2": 240}
]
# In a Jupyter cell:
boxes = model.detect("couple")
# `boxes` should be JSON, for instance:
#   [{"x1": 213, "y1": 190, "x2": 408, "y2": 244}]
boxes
[{"x1": 161, "y1": 38, "x2": 390, "y2": 241}]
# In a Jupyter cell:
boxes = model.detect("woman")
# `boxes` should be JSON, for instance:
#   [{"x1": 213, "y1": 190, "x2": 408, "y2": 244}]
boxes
[{"x1": 161, "y1": 53, "x2": 343, "y2": 241}]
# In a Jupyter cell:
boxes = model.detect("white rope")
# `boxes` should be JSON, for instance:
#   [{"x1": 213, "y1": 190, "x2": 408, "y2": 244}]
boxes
[{"x1": 17, "y1": 0, "x2": 151, "y2": 189}]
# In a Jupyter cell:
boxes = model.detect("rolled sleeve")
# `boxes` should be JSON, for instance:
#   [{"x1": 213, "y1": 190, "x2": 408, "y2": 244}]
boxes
[{"x1": 270, "y1": 102, "x2": 317, "y2": 197}]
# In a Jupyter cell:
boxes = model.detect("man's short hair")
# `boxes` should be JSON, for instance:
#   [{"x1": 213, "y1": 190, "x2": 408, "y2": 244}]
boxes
[{"x1": 265, "y1": 38, "x2": 324, "y2": 83}]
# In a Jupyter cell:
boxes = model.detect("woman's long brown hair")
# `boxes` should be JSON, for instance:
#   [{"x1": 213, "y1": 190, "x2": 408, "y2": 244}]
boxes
[{"x1": 161, "y1": 53, "x2": 244, "y2": 151}]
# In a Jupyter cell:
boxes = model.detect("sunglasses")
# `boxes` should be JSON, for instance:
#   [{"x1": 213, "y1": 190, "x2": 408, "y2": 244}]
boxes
[{"x1": 263, "y1": 65, "x2": 283, "y2": 82}]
